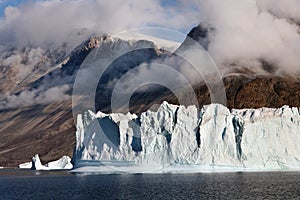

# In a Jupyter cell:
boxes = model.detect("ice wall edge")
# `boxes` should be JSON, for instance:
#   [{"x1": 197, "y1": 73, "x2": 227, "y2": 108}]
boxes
[{"x1": 74, "y1": 101, "x2": 300, "y2": 170}]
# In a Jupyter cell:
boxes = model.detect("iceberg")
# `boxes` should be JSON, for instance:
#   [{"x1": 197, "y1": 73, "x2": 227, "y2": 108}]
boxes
[
  {"x1": 46, "y1": 156, "x2": 73, "y2": 170},
  {"x1": 18, "y1": 161, "x2": 32, "y2": 169},
  {"x1": 73, "y1": 102, "x2": 300, "y2": 173},
  {"x1": 18, "y1": 154, "x2": 73, "y2": 170}
]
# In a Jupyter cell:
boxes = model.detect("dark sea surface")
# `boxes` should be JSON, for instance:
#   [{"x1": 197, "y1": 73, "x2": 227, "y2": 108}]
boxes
[{"x1": 0, "y1": 169, "x2": 299, "y2": 199}]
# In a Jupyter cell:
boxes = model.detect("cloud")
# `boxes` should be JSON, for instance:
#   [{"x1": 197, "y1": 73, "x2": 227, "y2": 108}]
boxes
[
  {"x1": 1, "y1": 47, "x2": 48, "y2": 79},
  {"x1": 0, "y1": 0, "x2": 201, "y2": 48},
  {"x1": 1, "y1": 0, "x2": 300, "y2": 76},
  {"x1": 256, "y1": 0, "x2": 300, "y2": 23},
  {"x1": 197, "y1": 0, "x2": 300, "y2": 74},
  {"x1": 0, "y1": 85, "x2": 70, "y2": 109}
]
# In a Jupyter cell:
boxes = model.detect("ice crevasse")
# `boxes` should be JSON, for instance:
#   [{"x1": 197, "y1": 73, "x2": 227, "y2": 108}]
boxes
[{"x1": 73, "y1": 101, "x2": 300, "y2": 172}]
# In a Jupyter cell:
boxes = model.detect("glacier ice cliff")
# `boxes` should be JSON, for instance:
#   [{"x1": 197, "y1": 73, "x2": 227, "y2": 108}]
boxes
[{"x1": 73, "y1": 102, "x2": 300, "y2": 172}]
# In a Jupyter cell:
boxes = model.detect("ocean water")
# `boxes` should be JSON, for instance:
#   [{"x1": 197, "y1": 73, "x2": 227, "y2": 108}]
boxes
[{"x1": 0, "y1": 169, "x2": 299, "y2": 199}]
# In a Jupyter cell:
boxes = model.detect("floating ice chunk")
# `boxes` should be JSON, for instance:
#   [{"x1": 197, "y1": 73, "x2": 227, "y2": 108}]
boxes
[
  {"x1": 46, "y1": 156, "x2": 73, "y2": 170},
  {"x1": 18, "y1": 154, "x2": 73, "y2": 170},
  {"x1": 31, "y1": 154, "x2": 49, "y2": 170},
  {"x1": 18, "y1": 162, "x2": 32, "y2": 169}
]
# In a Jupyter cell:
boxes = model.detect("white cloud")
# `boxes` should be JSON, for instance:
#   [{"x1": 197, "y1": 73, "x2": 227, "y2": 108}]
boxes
[
  {"x1": 256, "y1": 0, "x2": 300, "y2": 23},
  {"x1": 0, "y1": 85, "x2": 70, "y2": 109},
  {"x1": 198, "y1": 0, "x2": 300, "y2": 74},
  {"x1": 0, "y1": 0, "x2": 201, "y2": 48}
]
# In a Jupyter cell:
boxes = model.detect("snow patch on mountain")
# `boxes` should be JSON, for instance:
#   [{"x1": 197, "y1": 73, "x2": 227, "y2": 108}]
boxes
[{"x1": 114, "y1": 31, "x2": 181, "y2": 52}]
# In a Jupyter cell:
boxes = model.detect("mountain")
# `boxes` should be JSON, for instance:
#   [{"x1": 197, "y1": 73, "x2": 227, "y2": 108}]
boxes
[
  {"x1": 0, "y1": 26, "x2": 300, "y2": 167},
  {"x1": 0, "y1": 34, "x2": 171, "y2": 167}
]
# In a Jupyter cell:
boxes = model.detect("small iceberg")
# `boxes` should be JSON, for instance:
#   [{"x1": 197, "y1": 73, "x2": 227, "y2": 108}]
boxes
[
  {"x1": 18, "y1": 161, "x2": 32, "y2": 169},
  {"x1": 18, "y1": 154, "x2": 73, "y2": 170}
]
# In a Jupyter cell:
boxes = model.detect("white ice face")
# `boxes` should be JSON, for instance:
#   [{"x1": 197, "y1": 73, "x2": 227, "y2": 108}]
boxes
[{"x1": 74, "y1": 101, "x2": 300, "y2": 172}]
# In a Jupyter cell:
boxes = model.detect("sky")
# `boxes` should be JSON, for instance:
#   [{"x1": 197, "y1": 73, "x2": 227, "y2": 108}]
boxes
[
  {"x1": 0, "y1": 0, "x2": 38, "y2": 16},
  {"x1": 0, "y1": 0, "x2": 183, "y2": 17},
  {"x1": 0, "y1": 0, "x2": 18, "y2": 16}
]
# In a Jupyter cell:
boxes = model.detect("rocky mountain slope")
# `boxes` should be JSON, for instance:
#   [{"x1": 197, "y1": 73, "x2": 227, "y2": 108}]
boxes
[{"x1": 0, "y1": 35, "x2": 169, "y2": 166}]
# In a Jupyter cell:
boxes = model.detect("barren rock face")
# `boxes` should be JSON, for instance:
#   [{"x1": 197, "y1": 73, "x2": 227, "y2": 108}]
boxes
[
  {"x1": 0, "y1": 101, "x2": 75, "y2": 167},
  {"x1": 226, "y1": 75, "x2": 300, "y2": 109},
  {"x1": 127, "y1": 74, "x2": 300, "y2": 114}
]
